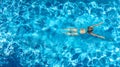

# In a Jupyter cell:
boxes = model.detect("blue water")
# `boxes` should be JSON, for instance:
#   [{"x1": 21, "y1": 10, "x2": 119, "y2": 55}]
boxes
[{"x1": 0, "y1": 0, "x2": 120, "y2": 67}]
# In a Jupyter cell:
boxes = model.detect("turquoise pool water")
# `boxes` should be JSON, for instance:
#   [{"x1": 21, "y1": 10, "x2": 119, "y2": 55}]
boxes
[{"x1": 0, "y1": 0, "x2": 120, "y2": 67}]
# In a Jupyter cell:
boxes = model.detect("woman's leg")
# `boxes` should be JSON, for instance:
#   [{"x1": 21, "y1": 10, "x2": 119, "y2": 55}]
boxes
[{"x1": 63, "y1": 28, "x2": 78, "y2": 36}]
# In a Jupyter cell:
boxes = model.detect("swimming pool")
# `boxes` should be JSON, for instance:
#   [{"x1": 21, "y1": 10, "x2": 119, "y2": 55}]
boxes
[{"x1": 0, "y1": 0, "x2": 120, "y2": 67}]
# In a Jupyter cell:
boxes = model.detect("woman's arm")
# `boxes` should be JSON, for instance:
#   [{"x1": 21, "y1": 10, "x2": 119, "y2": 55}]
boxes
[
  {"x1": 91, "y1": 22, "x2": 103, "y2": 27},
  {"x1": 90, "y1": 33, "x2": 105, "y2": 39}
]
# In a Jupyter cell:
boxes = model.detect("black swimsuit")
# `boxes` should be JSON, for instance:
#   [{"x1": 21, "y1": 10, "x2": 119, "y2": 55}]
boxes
[{"x1": 87, "y1": 26, "x2": 93, "y2": 34}]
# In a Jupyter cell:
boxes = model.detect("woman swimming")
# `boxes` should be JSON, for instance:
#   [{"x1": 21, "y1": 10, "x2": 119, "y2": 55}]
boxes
[{"x1": 63, "y1": 22, "x2": 105, "y2": 39}]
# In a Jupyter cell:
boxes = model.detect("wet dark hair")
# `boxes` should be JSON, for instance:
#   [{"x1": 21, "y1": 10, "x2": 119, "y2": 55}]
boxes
[{"x1": 87, "y1": 26, "x2": 93, "y2": 34}]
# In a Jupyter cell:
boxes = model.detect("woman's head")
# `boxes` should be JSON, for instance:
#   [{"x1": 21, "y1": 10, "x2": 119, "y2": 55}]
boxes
[{"x1": 80, "y1": 29, "x2": 86, "y2": 34}]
